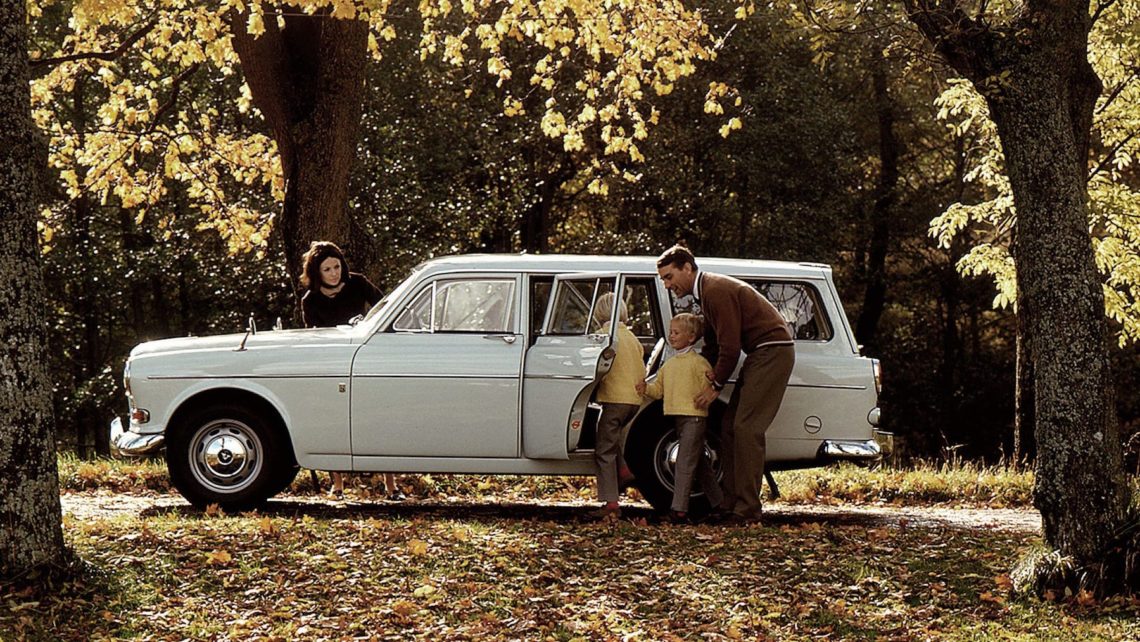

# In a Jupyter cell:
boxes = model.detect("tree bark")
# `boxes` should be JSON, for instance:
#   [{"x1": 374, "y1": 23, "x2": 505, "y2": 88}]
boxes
[
  {"x1": 0, "y1": 0, "x2": 67, "y2": 577},
  {"x1": 229, "y1": 6, "x2": 369, "y2": 288},
  {"x1": 855, "y1": 47, "x2": 898, "y2": 354},
  {"x1": 907, "y1": 1, "x2": 1128, "y2": 566}
]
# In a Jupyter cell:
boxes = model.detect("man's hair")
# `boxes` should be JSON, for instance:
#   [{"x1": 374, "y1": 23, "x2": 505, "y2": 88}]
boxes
[
  {"x1": 594, "y1": 292, "x2": 630, "y2": 324},
  {"x1": 656, "y1": 244, "x2": 698, "y2": 271},
  {"x1": 671, "y1": 312, "x2": 703, "y2": 341}
]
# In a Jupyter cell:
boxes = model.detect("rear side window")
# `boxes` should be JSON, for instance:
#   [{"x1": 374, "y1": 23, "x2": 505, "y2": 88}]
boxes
[
  {"x1": 747, "y1": 280, "x2": 833, "y2": 341},
  {"x1": 670, "y1": 278, "x2": 833, "y2": 341},
  {"x1": 546, "y1": 278, "x2": 615, "y2": 335}
]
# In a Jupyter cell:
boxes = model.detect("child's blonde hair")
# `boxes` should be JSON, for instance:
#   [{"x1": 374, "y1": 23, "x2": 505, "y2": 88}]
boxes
[
  {"x1": 671, "y1": 312, "x2": 703, "y2": 341},
  {"x1": 594, "y1": 292, "x2": 629, "y2": 323}
]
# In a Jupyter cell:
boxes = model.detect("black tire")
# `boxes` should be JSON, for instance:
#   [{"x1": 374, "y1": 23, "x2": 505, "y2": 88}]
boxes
[
  {"x1": 625, "y1": 404, "x2": 724, "y2": 514},
  {"x1": 167, "y1": 402, "x2": 293, "y2": 511}
]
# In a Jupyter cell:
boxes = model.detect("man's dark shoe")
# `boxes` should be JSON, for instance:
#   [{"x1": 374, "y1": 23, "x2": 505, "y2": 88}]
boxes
[
  {"x1": 718, "y1": 513, "x2": 762, "y2": 527},
  {"x1": 667, "y1": 510, "x2": 691, "y2": 525},
  {"x1": 699, "y1": 507, "x2": 731, "y2": 524}
]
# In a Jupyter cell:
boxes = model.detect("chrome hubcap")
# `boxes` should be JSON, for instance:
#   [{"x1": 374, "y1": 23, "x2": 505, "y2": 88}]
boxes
[
  {"x1": 189, "y1": 419, "x2": 262, "y2": 494},
  {"x1": 204, "y1": 434, "x2": 247, "y2": 478}
]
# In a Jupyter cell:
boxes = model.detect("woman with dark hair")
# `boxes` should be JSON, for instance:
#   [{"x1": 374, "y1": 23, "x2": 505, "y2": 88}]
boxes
[
  {"x1": 299, "y1": 241, "x2": 382, "y2": 329},
  {"x1": 299, "y1": 241, "x2": 404, "y2": 500}
]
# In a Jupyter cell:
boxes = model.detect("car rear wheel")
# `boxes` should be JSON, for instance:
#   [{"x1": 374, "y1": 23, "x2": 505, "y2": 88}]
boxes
[
  {"x1": 168, "y1": 403, "x2": 295, "y2": 511},
  {"x1": 626, "y1": 408, "x2": 723, "y2": 514}
]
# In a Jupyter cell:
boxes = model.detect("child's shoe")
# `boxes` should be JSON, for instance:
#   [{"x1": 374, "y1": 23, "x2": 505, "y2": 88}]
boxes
[{"x1": 591, "y1": 502, "x2": 621, "y2": 522}]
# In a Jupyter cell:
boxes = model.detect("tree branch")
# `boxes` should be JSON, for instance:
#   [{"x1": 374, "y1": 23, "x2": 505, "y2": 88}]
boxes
[
  {"x1": 902, "y1": 0, "x2": 996, "y2": 81},
  {"x1": 1096, "y1": 69, "x2": 1138, "y2": 116},
  {"x1": 1088, "y1": 130, "x2": 1138, "y2": 181},
  {"x1": 30, "y1": 19, "x2": 158, "y2": 69},
  {"x1": 145, "y1": 63, "x2": 202, "y2": 135},
  {"x1": 1093, "y1": 0, "x2": 1118, "y2": 24}
]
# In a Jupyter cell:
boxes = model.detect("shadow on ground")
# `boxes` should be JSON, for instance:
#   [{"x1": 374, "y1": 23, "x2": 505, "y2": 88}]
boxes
[{"x1": 133, "y1": 496, "x2": 1010, "y2": 531}]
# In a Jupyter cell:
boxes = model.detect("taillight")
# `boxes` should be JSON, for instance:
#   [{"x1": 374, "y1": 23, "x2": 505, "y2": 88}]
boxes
[{"x1": 871, "y1": 358, "x2": 882, "y2": 395}]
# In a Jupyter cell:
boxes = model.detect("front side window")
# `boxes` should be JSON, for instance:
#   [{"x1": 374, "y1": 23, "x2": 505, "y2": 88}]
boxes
[{"x1": 392, "y1": 279, "x2": 515, "y2": 333}]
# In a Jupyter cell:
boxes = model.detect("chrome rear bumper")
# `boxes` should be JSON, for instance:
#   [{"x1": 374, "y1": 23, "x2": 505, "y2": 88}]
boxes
[
  {"x1": 817, "y1": 437, "x2": 882, "y2": 464},
  {"x1": 110, "y1": 416, "x2": 165, "y2": 457}
]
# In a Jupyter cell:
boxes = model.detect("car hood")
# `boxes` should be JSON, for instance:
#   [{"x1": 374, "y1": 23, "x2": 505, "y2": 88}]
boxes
[{"x1": 129, "y1": 327, "x2": 358, "y2": 359}]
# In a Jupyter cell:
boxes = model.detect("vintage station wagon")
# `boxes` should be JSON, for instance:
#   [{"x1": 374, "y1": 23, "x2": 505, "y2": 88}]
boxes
[{"x1": 111, "y1": 254, "x2": 883, "y2": 512}]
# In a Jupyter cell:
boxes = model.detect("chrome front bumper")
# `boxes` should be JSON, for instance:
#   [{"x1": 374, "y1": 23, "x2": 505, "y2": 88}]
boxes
[{"x1": 109, "y1": 416, "x2": 165, "y2": 457}]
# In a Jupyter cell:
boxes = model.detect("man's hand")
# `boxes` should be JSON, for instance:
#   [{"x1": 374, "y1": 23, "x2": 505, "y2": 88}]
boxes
[
  {"x1": 694, "y1": 385, "x2": 719, "y2": 410},
  {"x1": 635, "y1": 379, "x2": 647, "y2": 395}
]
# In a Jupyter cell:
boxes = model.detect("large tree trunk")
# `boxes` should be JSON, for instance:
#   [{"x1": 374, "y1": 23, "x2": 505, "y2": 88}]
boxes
[
  {"x1": 988, "y1": 55, "x2": 1126, "y2": 563},
  {"x1": 229, "y1": 7, "x2": 369, "y2": 289},
  {"x1": 855, "y1": 47, "x2": 898, "y2": 354},
  {"x1": 0, "y1": 0, "x2": 67, "y2": 578},
  {"x1": 907, "y1": 1, "x2": 1128, "y2": 574}
]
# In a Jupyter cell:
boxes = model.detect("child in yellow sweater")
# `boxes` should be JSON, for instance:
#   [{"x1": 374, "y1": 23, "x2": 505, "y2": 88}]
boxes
[
  {"x1": 637, "y1": 313, "x2": 725, "y2": 522},
  {"x1": 591, "y1": 293, "x2": 643, "y2": 521}
]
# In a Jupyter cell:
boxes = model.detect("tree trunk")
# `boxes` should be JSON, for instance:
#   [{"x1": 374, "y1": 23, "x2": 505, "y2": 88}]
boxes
[
  {"x1": 229, "y1": 6, "x2": 369, "y2": 288},
  {"x1": 907, "y1": 1, "x2": 1129, "y2": 577},
  {"x1": 989, "y1": 60, "x2": 1126, "y2": 562},
  {"x1": 0, "y1": 0, "x2": 67, "y2": 578},
  {"x1": 855, "y1": 47, "x2": 898, "y2": 354}
]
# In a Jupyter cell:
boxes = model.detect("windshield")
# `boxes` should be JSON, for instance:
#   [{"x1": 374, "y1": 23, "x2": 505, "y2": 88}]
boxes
[{"x1": 360, "y1": 263, "x2": 424, "y2": 324}]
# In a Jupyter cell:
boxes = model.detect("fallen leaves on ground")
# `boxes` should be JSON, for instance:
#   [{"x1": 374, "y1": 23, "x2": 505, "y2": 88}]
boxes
[{"x1": 5, "y1": 495, "x2": 1140, "y2": 642}]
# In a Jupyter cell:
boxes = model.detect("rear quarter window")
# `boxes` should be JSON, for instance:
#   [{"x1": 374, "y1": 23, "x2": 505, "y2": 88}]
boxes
[{"x1": 745, "y1": 280, "x2": 833, "y2": 341}]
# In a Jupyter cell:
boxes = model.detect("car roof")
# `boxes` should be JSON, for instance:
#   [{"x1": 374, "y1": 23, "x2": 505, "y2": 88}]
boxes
[{"x1": 416, "y1": 254, "x2": 832, "y2": 280}]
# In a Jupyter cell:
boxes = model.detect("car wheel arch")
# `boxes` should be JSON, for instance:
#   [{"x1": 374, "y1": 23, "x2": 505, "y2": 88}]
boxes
[{"x1": 168, "y1": 387, "x2": 297, "y2": 468}]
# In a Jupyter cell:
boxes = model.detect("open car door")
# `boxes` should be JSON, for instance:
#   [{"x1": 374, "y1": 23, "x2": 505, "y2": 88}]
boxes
[{"x1": 522, "y1": 272, "x2": 626, "y2": 459}]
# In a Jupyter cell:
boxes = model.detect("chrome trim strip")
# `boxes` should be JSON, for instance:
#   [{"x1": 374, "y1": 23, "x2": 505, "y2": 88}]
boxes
[
  {"x1": 524, "y1": 374, "x2": 594, "y2": 381},
  {"x1": 787, "y1": 383, "x2": 867, "y2": 391},
  {"x1": 350, "y1": 373, "x2": 519, "y2": 380},
  {"x1": 148, "y1": 374, "x2": 344, "y2": 380},
  {"x1": 148, "y1": 373, "x2": 520, "y2": 381}
]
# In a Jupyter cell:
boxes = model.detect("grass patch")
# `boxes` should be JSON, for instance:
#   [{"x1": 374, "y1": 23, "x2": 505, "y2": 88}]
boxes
[
  {"x1": 59, "y1": 456, "x2": 1041, "y2": 508},
  {"x1": 6, "y1": 503, "x2": 1140, "y2": 641},
  {"x1": 775, "y1": 461, "x2": 1036, "y2": 507}
]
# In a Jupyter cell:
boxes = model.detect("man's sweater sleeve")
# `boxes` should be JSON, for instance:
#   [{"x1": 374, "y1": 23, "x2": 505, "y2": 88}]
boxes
[{"x1": 708, "y1": 290, "x2": 743, "y2": 386}]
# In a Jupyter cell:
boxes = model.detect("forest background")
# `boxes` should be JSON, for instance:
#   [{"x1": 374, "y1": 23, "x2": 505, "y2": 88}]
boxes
[{"x1": 27, "y1": 0, "x2": 1140, "y2": 471}]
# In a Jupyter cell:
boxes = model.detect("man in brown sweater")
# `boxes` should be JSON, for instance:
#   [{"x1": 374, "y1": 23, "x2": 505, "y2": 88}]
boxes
[{"x1": 656, "y1": 245, "x2": 795, "y2": 523}]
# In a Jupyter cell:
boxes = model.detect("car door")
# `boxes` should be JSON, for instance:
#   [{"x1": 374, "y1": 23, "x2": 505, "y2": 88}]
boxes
[
  {"x1": 349, "y1": 274, "x2": 523, "y2": 459},
  {"x1": 522, "y1": 273, "x2": 624, "y2": 459}
]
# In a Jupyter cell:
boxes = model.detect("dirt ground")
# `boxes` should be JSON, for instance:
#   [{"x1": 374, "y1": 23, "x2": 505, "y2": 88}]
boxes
[{"x1": 60, "y1": 490, "x2": 1042, "y2": 533}]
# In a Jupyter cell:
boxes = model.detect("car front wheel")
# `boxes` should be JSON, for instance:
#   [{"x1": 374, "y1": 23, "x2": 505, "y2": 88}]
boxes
[{"x1": 168, "y1": 403, "x2": 294, "y2": 511}]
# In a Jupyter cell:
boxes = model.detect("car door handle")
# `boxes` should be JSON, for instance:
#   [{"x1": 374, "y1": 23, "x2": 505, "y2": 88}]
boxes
[{"x1": 484, "y1": 334, "x2": 517, "y2": 344}]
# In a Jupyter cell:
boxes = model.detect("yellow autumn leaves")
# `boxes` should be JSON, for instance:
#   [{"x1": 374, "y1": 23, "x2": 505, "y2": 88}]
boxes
[{"x1": 33, "y1": 0, "x2": 751, "y2": 254}]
